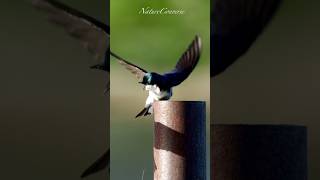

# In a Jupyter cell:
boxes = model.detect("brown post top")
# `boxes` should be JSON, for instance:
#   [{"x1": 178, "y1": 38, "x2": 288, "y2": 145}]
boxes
[{"x1": 153, "y1": 101, "x2": 206, "y2": 180}]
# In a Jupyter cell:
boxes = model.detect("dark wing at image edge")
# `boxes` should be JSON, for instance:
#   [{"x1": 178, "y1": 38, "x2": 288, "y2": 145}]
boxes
[
  {"x1": 32, "y1": 0, "x2": 110, "y2": 71},
  {"x1": 211, "y1": 0, "x2": 282, "y2": 76}
]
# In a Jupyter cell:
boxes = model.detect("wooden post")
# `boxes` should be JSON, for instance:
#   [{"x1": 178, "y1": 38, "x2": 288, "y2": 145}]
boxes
[
  {"x1": 211, "y1": 124, "x2": 308, "y2": 180},
  {"x1": 153, "y1": 101, "x2": 206, "y2": 180}
]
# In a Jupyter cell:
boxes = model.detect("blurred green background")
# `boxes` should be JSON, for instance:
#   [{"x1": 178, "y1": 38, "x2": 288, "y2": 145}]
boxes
[{"x1": 110, "y1": 0, "x2": 210, "y2": 179}]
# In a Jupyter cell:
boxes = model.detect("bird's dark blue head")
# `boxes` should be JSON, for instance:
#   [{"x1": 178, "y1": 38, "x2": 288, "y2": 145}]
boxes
[{"x1": 141, "y1": 73, "x2": 156, "y2": 85}]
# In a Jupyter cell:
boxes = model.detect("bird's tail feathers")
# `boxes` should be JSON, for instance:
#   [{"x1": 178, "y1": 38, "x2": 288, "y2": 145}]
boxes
[{"x1": 135, "y1": 106, "x2": 151, "y2": 118}]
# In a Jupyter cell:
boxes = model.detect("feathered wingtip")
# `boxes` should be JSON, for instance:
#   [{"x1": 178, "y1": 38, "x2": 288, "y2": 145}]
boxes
[
  {"x1": 195, "y1": 35, "x2": 202, "y2": 52},
  {"x1": 81, "y1": 150, "x2": 109, "y2": 178},
  {"x1": 31, "y1": 0, "x2": 110, "y2": 64}
]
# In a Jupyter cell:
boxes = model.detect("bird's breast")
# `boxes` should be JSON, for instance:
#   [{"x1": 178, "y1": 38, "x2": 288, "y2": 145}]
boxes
[{"x1": 148, "y1": 86, "x2": 172, "y2": 101}]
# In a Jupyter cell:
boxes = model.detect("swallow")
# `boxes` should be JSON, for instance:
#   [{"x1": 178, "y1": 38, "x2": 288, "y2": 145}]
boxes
[
  {"x1": 112, "y1": 36, "x2": 202, "y2": 118},
  {"x1": 211, "y1": 0, "x2": 282, "y2": 76},
  {"x1": 32, "y1": 0, "x2": 110, "y2": 178},
  {"x1": 32, "y1": 0, "x2": 110, "y2": 72}
]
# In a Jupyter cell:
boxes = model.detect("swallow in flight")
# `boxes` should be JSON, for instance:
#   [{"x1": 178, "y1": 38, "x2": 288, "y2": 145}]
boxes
[
  {"x1": 32, "y1": 0, "x2": 110, "y2": 178},
  {"x1": 112, "y1": 36, "x2": 202, "y2": 118}
]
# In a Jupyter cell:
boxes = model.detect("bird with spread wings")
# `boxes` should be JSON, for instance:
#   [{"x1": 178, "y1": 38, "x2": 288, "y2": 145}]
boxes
[
  {"x1": 112, "y1": 36, "x2": 201, "y2": 118},
  {"x1": 32, "y1": 0, "x2": 282, "y2": 178}
]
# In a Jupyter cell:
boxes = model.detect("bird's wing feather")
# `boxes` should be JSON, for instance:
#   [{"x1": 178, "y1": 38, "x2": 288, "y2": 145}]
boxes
[
  {"x1": 211, "y1": 0, "x2": 282, "y2": 76},
  {"x1": 111, "y1": 52, "x2": 147, "y2": 81},
  {"x1": 163, "y1": 35, "x2": 202, "y2": 87},
  {"x1": 32, "y1": 0, "x2": 109, "y2": 61},
  {"x1": 81, "y1": 150, "x2": 109, "y2": 178}
]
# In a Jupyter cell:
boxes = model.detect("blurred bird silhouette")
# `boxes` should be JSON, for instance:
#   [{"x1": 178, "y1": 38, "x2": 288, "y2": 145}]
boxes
[
  {"x1": 32, "y1": 0, "x2": 110, "y2": 72},
  {"x1": 32, "y1": 0, "x2": 110, "y2": 178},
  {"x1": 211, "y1": 0, "x2": 282, "y2": 76}
]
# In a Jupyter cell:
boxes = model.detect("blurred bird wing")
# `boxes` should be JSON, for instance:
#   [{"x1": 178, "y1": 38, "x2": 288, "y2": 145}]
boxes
[
  {"x1": 164, "y1": 35, "x2": 202, "y2": 87},
  {"x1": 81, "y1": 150, "x2": 109, "y2": 178},
  {"x1": 32, "y1": 0, "x2": 109, "y2": 61},
  {"x1": 211, "y1": 0, "x2": 282, "y2": 76},
  {"x1": 111, "y1": 52, "x2": 148, "y2": 81}
]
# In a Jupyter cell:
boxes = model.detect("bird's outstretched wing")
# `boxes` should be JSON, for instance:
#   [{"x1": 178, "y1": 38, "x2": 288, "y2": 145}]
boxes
[
  {"x1": 163, "y1": 35, "x2": 202, "y2": 87},
  {"x1": 81, "y1": 150, "x2": 109, "y2": 178},
  {"x1": 111, "y1": 52, "x2": 148, "y2": 81},
  {"x1": 32, "y1": 0, "x2": 110, "y2": 70},
  {"x1": 211, "y1": 0, "x2": 282, "y2": 76}
]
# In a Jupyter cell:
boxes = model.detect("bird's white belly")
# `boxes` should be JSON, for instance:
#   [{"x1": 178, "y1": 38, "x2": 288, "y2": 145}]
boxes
[{"x1": 145, "y1": 85, "x2": 172, "y2": 106}]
